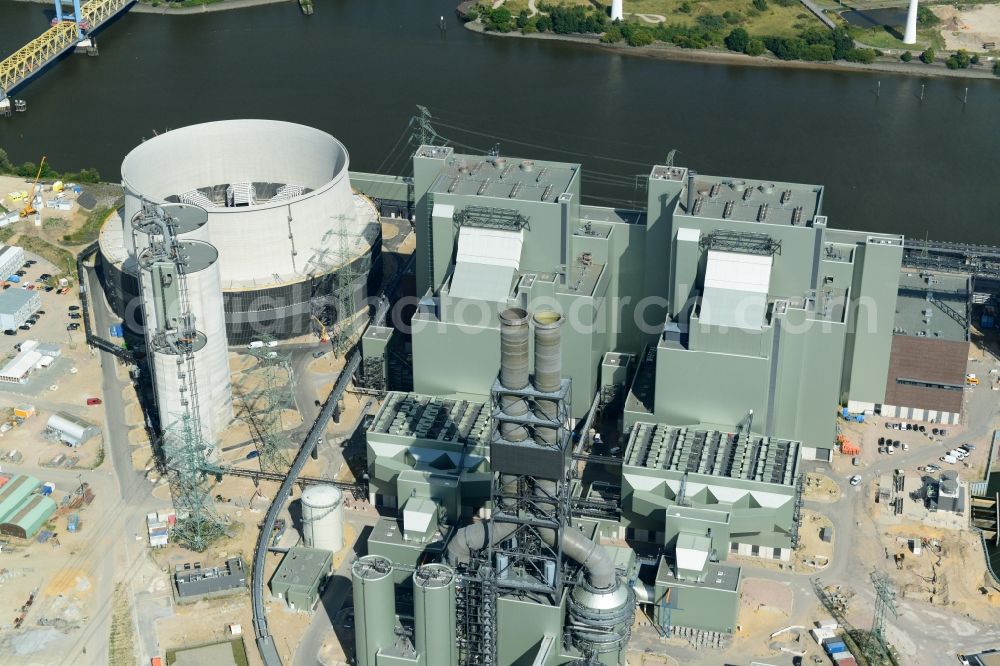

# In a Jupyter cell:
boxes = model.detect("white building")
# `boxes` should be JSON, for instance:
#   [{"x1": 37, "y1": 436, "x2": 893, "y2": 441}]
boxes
[
  {"x1": 0, "y1": 288, "x2": 40, "y2": 332},
  {"x1": 0, "y1": 246, "x2": 24, "y2": 279}
]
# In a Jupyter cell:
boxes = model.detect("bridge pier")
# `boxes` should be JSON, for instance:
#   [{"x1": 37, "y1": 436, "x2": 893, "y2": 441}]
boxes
[{"x1": 52, "y1": 0, "x2": 85, "y2": 38}]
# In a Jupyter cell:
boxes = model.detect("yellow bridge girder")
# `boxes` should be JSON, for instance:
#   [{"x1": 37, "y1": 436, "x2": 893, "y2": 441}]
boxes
[
  {"x1": 0, "y1": 0, "x2": 132, "y2": 96},
  {"x1": 82, "y1": 0, "x2": 133, "y2": 27},
  {"x1": 0, "y1": 22, "x2": 78, "y2": 96}
]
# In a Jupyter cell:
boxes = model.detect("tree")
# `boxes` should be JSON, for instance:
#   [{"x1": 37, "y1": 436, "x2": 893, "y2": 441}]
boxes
[
  {"x1": 920, "y1": 47, "x2": 935, "y2": 64},
  {"x1": 802, "y1": 44, "x2": 835, "y2": 61},
  {"x1": 535, "y1": 14, "x2": 552, "y2": 32},
  {"x1": 900, "y1": 50, "x2": 913, "y2": 62},
  {"x1": 725, "y1": 27, "x2": 750, "y2": 52},
  {"x1": 844, "y1": 47, "x2": 876, "y2": 64},
  {"x1": 753, "y1": 0, "x2": 768, "y2": 11},
  {"x1": 0, "y1": 149, "x2": 13, "y2": 174},
  {"x1": 516, "y1": 9, "x2": 529, "y2": 29},
  {"x1": 745, "y1": 38, "x2": 766, "y2": 56},
  {"x1": 831, "y1": 26, "x2": 853, "y2": 60},
  {"x1": 994, "y1": 60, "x2": 1000, "y2": 76},
  {"x1": 601, "y1": 25, "x2": 623, "y2": 43},
  {"x1": 626, "y1": 27, "x2": 654, "y2": 47},
  {"x1": 971, "y1": 53, "x2": 980, "y2": 65}
]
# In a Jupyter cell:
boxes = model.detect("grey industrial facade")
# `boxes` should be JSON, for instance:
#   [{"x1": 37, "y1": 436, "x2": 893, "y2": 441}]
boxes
[{"x1": 338, "y1": 143, "x2": 942, "y2": 666}]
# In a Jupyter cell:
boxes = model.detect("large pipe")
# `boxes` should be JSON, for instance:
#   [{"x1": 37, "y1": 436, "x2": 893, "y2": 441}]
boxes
[
  {"x1": 446, "y1": 520, "x2": 517, "y2": 566},
  {"x1": 532, "y1": 310, "x2": 563, "y2": 447},
  {"x1": 499, "y1": 308, "x2": 531, "y2": 442},
  {"x1": 533, "y1": 480, "x2": 616, "y2": 590}
]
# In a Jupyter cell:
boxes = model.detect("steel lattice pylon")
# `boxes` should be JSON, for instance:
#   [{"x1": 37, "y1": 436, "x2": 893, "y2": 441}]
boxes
[
  {"x1": 866, "y1": 569, "x2": 899, "y2": 664},
  {"x1": 161, "y1": 412, "x2": 226, "y2": 552},
  {"x1": 237, "y1": 336, "x2": 293, "y2": 474}
]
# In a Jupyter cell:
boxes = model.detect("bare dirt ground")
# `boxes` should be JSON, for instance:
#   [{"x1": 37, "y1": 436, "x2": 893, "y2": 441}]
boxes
[
  {"x1": 732, "y1": 578, "x2": 794, "y2": 654},
  {"x1": 934, "y1": 4, "x2": 1000, "y2": 52},
  {"x1": 803, "y1": 471, "x2": 841, "y2": 503}
]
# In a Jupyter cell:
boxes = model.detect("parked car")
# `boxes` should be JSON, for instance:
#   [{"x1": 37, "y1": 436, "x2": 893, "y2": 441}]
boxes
[
  {"x1": 2, "y1": 329, "x2": 14, "y2": 336},
  {"x1": 312, "y1": 349, "x2": 326, "y2": 358},
  {"x1": 66, "y1": 324, "x2": 79, "y2": 331},
  {"x1": 850, "y1": 475, "x2": 862, "y2": 486},
  {"x1": 69, "y1": 313, "x2": 81, "y2": 319},
  {"x1": 86, "y1": 398, "x2": 102, "y2": 406},
  {"x1": 246, "y1": 450, "x2": 260, "y2": 459},
  {"x1": 902, "y1": 443, "x2": 909, "y2": 451},
  {"x1": 68, "y1": 305, "x2": 80, "y2": 311}
]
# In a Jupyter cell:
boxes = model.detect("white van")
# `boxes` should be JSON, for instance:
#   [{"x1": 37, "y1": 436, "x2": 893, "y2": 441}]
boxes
[
  {"x1": 248, "y1": 340, "x2": 264, "y2": 349},
  {"x1": 941, "y1": 454, "x2": 958, "y2": 464}
]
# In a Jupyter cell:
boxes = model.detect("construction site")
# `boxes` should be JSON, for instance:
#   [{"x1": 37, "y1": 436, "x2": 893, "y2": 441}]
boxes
[{"x1": 6, "y1": 114, "x2": 1000, "y2": 666}]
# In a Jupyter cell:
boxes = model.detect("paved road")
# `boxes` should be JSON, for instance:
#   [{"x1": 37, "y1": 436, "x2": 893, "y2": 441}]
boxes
[{"x1": 292, "y1": 511, "x2": 379, "y2": 666}]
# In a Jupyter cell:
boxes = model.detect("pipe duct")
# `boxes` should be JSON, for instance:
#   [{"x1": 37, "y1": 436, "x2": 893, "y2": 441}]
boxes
[{"x1": 686, "y1": 169, "x2": 697, "y2": 214}]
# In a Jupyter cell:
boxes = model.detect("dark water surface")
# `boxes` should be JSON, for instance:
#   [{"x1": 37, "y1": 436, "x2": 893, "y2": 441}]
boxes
[{"x1": 1, "y1": 0, "x2": 998, "y2": 241}]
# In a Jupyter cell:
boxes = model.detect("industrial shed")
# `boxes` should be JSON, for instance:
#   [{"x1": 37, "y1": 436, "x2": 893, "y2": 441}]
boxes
[
  {"x1": 47, "y1": 412, "x2": 100, "y2": 447},
  {"x1": 0, "y1": 474, "x2": 55, "y2": 539},
  {"x1": 0, "y1": 494, "x2": 56, "y2": 539}
]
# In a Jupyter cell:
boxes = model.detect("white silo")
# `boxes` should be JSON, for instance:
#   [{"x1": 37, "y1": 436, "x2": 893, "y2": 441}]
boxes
[
  {"x1": 301, "y1": 484, "x2": 344, "y2": 553},
  {"x1": 611, "y1": 0, "x2": 623, "y2": 21},
  {"x1": 134, "y1": 204, "x2": 232, "y2": 448},
  {"x1": 903, "y1": 0, "x2": 918, "y2": 44}
]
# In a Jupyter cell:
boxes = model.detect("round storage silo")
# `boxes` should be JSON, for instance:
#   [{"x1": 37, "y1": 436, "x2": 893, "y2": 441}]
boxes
[
  {"x1": 301, "y1": 484, "x2": 344, "y2": 552},
  {"x1": 138, "y1": 238, "x2": 232, "y2": 448},
  {"x1": 352, "y1": 555, "x2": 395, "y2": 666},
  {"x1": 413, "y1": 563, "x2": 457, "y2": 666}
]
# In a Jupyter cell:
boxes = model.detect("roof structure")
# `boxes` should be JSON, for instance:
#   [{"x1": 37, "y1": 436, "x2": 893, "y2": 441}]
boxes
[
  {"x1": 700, "y1": 250, "x2": 772, "y2": 330},
  {"x1": 0, "y1": 494, "x2": 56, "y2": 539},
  {"x1": 679, "y1": 174, "x2": 823, "y2": 227},
  {"x1": 894, "y1": 271, "x2": 970, "y2": 343},
  {"x1": 0, "y1": 288, "x2": 38, "y2": 315},
  {"x1": 427, "y1": 153, "x2": 578, "y2": 204},
  {"x1": 270, "y1": 547, "x2": 332, "y2": 592},
  {"x1": 883, "y1": 335, "x2": 967, "y2": 413},
  {"x1": 625, "y1": 423, "x2": 800, "y2": 487},
  {"x1": 449, "y1": 226, "x2": 524, "y2": 303}
]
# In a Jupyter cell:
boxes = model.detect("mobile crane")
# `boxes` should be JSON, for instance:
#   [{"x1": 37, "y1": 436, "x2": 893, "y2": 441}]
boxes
[{"x1": 19, "y1": 156, "x2": 46, "y2": 218}]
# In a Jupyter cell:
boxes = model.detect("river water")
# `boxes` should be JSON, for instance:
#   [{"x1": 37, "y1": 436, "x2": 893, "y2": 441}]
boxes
[{"x1": 1, "y1": 0, "x2": 998, "y2": 241}]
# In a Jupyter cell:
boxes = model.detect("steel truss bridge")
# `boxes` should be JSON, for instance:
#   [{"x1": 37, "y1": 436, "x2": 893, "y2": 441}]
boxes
[{"x1": 0, "y1": 0, "x2": 135, "y2": 102}]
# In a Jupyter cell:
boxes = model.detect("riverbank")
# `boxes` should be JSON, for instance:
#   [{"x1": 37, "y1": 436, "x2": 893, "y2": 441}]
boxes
[{"x1": 463, "y1": 20, "x2": 1000, "y2": 80}]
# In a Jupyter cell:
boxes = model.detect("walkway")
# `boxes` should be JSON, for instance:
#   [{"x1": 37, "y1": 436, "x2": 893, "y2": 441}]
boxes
[{"x1": 800, "y1": 0, "x2": 838, "y2": 30}]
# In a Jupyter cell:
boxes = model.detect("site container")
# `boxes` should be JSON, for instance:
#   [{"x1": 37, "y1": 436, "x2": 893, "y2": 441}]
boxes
[
  {"x1": 836, "y1": 658, "x2": 858, "y2": 666},
  {"x1": 41, "y1": 482, "x2": 55, "y2": 496},
  {"x1": 833, "y1": 652, "x2": 856, "y2": 663},
  {"x1": 67, "y1": 513, "x2": 79, "y2": 532},
  {"x1": 826, "y1": 641, "x2": 847, "y2": 654},
  {"x1": 7, "y1": 275, "x2": 19, "y2": 283},
  {"x1": 109, "y1": 324, "x2": 124, "y2": 338}
]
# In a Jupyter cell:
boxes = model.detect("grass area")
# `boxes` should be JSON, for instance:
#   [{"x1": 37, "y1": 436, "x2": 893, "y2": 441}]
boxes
[
  {"x1": 108, "y1": 583, "x2": 136, "y2": 666},
  {"x1": 166, "y1": 639, "x2": 249, "y2": 666},
  {"x1": 614, "y1": 0, "x2": 822, "y2": 37},
  {"x1": 19, "y1": 236, "x2": 76, "y2": 277},
  {"x1": 836, "y1": 13, "x2": 945, "y2": 50},
  {"x1": 62, "y1": 204, "x2": 117, "y2": 246}
]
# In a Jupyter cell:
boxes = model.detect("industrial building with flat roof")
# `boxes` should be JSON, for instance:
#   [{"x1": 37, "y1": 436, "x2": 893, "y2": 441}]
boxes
[
  {"x1": 0, "y1": 287, "x2": 40, "y2": 335},
  {"x1": 268, "y1": 547, "x2": 332, "y2": 612},
  {"x1": 174, "y1": 557, "x2": 247, "y2": 601}
]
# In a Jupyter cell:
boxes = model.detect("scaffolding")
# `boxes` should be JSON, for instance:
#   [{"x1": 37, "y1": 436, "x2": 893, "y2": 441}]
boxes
[
  {"x1": 238, "y1": 336, "x2": 293, "y2": 474},
  {"x1": 700, "y1": 229, "x2": 782, "y2": 256},
  {"x1": 330, "y1": 215, "x2": 369, "y2": 355},
  {"x1": 455, "y1": 562, "x2": 498, "y2": 666}
]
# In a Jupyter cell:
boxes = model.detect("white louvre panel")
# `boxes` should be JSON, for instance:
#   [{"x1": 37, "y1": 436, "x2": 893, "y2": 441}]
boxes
[
  {"x1": 450, "y1": 227, "x2": 524, "y2": 303},
  {"x1": 700, "y1": 250, "x2": 772, "y2": 330}
]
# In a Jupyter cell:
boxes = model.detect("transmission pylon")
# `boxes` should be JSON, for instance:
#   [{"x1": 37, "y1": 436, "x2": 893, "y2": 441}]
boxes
[
  {"x1": 330, "y1": 215, "x2": 369, "y2": 356},
  {"x1": 238, "y1": 335, "x2": 293, "y2": 474},
  {"x1": 161, "y1": 412, "x2": 226, "y2": 552},
  {"x1": 866, "y1": 569, "x2": 899, "y2": 664}
]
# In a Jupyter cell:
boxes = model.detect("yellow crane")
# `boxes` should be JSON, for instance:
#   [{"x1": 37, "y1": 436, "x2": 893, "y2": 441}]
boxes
[
  {"x1": 311, "y1": 314, "x2": 329, "y2": 343},
  {"x1": 20, "y1": 156, "x2": 46, "y2": 218}
]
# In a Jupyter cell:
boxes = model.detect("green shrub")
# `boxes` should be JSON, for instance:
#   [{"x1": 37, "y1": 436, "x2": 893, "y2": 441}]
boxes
[
  {"x1": 752, "y1": 0, "x2": 768, "y2": 12},
  {"x1": 920, "y1": 47, "x2": 935, "y2": 63},
  {"x1": 725, "y1": 27, "x2": 750, "y2": 52},
  {"x1": 900, "y1": 50, "x2": 913, "y2": 62},
  {"x1": 745, "y1": 38, "x2": 766, "y2": 56}
]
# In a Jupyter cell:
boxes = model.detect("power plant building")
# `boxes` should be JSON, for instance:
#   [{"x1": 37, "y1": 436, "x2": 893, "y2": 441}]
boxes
[{"x1": 347, "y1": 144, "x2": 927, "y2": 664}]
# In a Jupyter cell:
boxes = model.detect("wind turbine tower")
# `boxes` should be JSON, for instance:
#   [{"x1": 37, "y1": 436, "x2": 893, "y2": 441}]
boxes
[
  {"x1": 612, "y1": 0, "x2": 623, "y2": 21},
  {"x1": 903, "y1": 0, "x2": 919, "y2": 45}
]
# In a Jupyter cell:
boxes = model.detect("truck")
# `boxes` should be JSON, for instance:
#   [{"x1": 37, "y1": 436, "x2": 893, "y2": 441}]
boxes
[{"x1": 67, "y1": 513, "x2": 79, "y2": 533}]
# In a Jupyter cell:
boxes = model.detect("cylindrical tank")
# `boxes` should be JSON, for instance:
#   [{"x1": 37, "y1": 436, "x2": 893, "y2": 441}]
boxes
[
  {"x1": 137, "y1": 234, "x2": 232, "y2": 446},
  {"x1": 301, "y1": 484, "x2": 344, "y2": 553},
  {"x1": 532, "y1": 310, "x2": 563, "y2": 446},
  {"x1": 412, "y1": 563, "x2": 457, "y2": 666},
  {"x1": 498, "y1": 308, "x2": 530, "y2": 442},
  {"x1": 352, "y1": 555, "x2": 395, "y2": 666}
]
